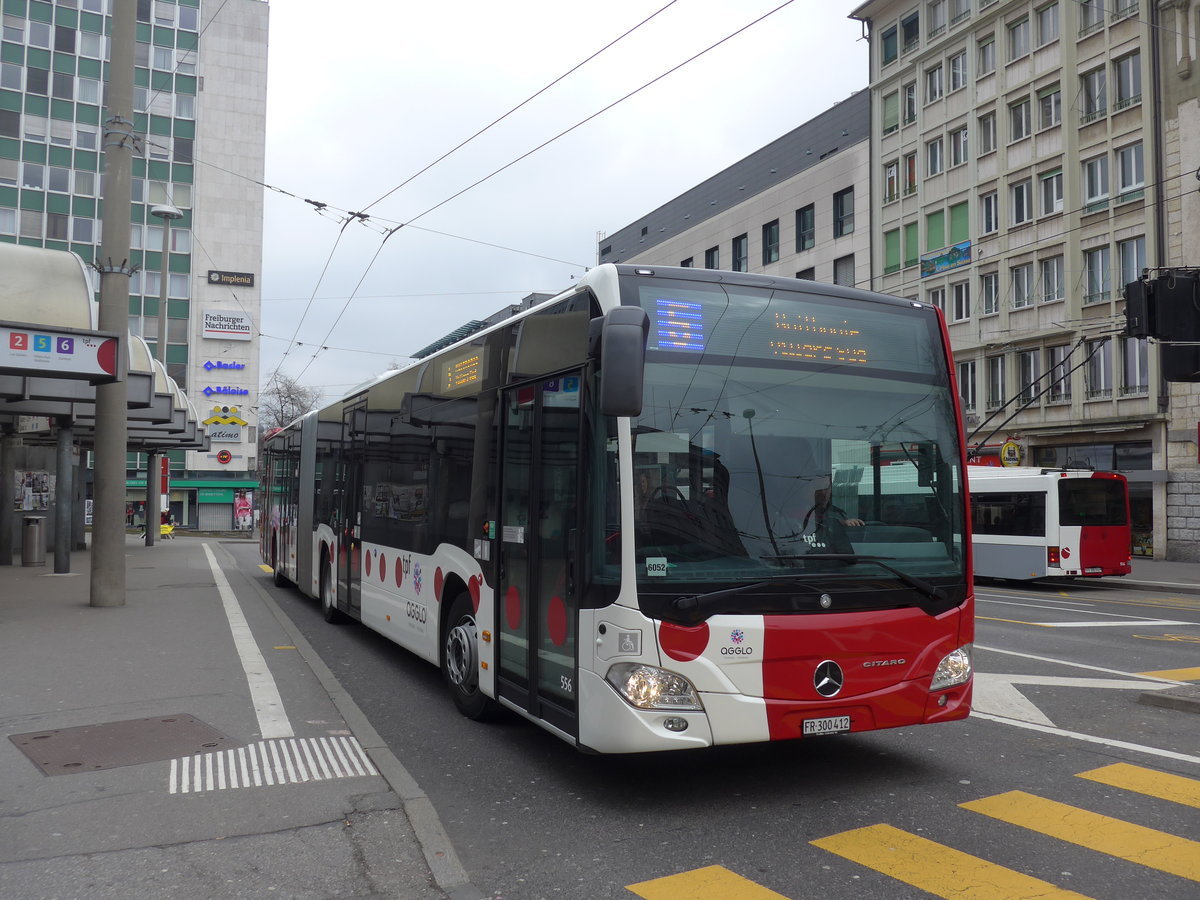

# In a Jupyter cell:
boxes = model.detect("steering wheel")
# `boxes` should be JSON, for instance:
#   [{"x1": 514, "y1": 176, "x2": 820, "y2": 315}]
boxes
[{"x1": 649, "y1": 485, "x2": 686, "y2": 503}]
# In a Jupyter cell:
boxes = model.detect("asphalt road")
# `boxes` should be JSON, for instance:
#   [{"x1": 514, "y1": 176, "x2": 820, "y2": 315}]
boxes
[{"x1": 231, "y1": 542, "x2": 1200, "y2": 900}]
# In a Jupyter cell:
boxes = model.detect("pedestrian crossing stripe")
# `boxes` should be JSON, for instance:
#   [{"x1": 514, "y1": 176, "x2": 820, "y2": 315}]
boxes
[
  {"x1": 1076, "y1": 762, "x2": 1200, "y2": 808},
  {"x1": 961, "y1": 790, "x2": 1200, "y2": 882},
  {"x1": 811, "y1": 824, "x2": 1090, "y2": 900},
  {"x1": 626, "y1": 865, "x2": 788, "y2": 899}
]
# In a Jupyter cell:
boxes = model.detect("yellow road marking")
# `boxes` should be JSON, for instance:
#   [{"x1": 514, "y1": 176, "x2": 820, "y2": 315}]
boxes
[
  {"x1": 1137, "y1": 666, "x2": 1200, "y2": 681},
  {"x1": 1076, "y1": 763, "x2": 1200, "y2": 809},
  {"x1": 811, "y1": 824, "x2": 1090, "y2": 899},
  {"x1": 962, "y1": 791, "x2": 1200, "y2": 881},
  {"x1": 273, "y1": 645, "x2": 296, "y2": 650},
  {"x1": 627, "y1": 865, "x2": 788, "y2": 899},
  {"x1": 977, "y1": 616, "x2": 1052, "y2": 627},
  {"x1": 258, "y1": 564, "x2": 273, "y2": 573}
]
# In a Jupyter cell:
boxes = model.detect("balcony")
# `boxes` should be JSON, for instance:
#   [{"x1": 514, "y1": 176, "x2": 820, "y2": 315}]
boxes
[
  {"x1": 1113, "y1": 94, "x2": 1141, "y2": 112},
  {"x1": 1085, "y1": 387, "x2": 1113, "y2": 400},
  {"x1": 1112, "y1": 2, "x2": 1138, "y2": 22},
  {"x1": 1079, "y1": 20, "x2": 1105, "y2": 39},
  {"x1": 1080, "y1": 107, "x2": 1106, "y2": 125},
  {"x1": 1119, "y1": 384, "x2": 1149, "y2": 397}
]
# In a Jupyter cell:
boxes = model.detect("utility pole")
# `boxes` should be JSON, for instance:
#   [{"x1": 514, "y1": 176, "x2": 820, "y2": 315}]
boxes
[
  {"x1": 145, "y1": 204, "x2": 182, "y2": 547},
  {"x1": 90, "y1": 0, "x2": 136, "y2": 607}
]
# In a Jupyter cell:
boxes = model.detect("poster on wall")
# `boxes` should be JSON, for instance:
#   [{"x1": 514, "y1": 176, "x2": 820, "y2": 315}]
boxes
[{"x1": 13, "y1": 471, "x2": 54, "y2": 511}]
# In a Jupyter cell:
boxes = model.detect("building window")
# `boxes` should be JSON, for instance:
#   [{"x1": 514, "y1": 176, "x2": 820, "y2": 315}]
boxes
[
  {"x1": 732, "y1": 234, "x2": 748, "y2": 272},
  {"x1": 986, "y1": 355, "x2": 1006, "y2": 409},
  {"x1": 1041, "y1": 254, "x2": 1065, "y2": 302},
  {"x1": 796, "y1": 204, "x2": 814, "y2": 251},
  {"x1": 833, "y1": 254, "x2": 855, "y2": 287},
  {"x1": 926, "y1": 64, "x2": 944, "y2": 103},
  {"x1": 951, "y1": 0, "x2": 972, "y2": 25},
  {"x1": 1083, "y1": 155, "x2": 1110, "y2": 208},
  {"x1": 680, "y1": 257, "x2": 693, "y2": 267},
  {"x1": 884, "y1": 160, "x2": 900, "y2": 203},
  {"x1": 1118, "y1": 236, "x2": 1145, "y2": 289},
  {"x1": 833, "y1": 188, "x2": 855, "y2": 236},
  {"x1": 1079, "y1": 0, "x2": 1105, "y2": 36},
  {"x1": 978, "y1": 112, "x2": 996, "y2": 155},
  {"x1": 981, "y1": 190, "x2": 999, "y2": 233},
  {"x1": 1114, "y1": 52, "x2": 1141, "y2": 110},
  {"x1": 882, "y1": 25, "x2": 899, "y2": 66},
  {"x1": 928, "y1": 287, "x2": 946, "y2": 313},
  {"x1": 927, "y1": 137, "x2": 945, "y2": 176},
  {"x1": 0, "y1": 207, "x2": 15, "y2": 235},
  {"x1": 978, "y1": 36, "x2": 996, "y2": 75},
  {"x1": 796, "y1": 268, "x2": 815, "y2": 280},
  {"x1": 950, "y1": 126, "x2": 968, "y2": 166},
  {"x1": 884, "y1": 228, "x2": 902, "y2": 274},
  {"x1": 1121, "y1": 337, "x2": 1149, "y2": 395},
  {"x1": 1011, "y1": 262, "x2": 1034, "y2": 308},
  {"x1": 705, "y1": 246, "x2": 719, "y2": 269},
  {"x1": 762, "y1": 220, "x2": 780, "y2": 265},
  {"x1": 1084, "y1": 246, "x2": 1112, "y2": 304},
  {"x1": 905, "y1": 222, "x2": 919, "y2": 268},
  {"x1": 928, "y1": 0, "x2": 947, "y2": 37},
  {"x1": 904, "y1": 152, "x2": 919, "y2": 194},
  {"x1": 903, "y1": 81, "x2": 918, "y2": 123},
  {"x1": 1018, "y1": 350, "x2": 1040, "y2": 404},
  {"x1": 1116, "y1": 142, "x2": 1144, "y2": 200},
  {"x1": 981, "y1": 272, "x2": 999, "y2": 315},
  {"x1": 1038, "y1": 85, "x2": 1061, "y2": 129},
  {"x1": 1009, "y1": 98, "x2": 1031, "y2": 141},
  {"x1": 953, "y1": 281, "x2": 971, "y2": 321},
  {"x1": 902, "y1": 12, "x2": 921, "y2": 51},
  {"x1": 949, "y1": 51, "x2": 968, "y2": 91},
  {"x1": 1081, "y1": 68, "x2": 1107, "y2": 122},
  {"x1": 958, "y1": 360, "x2": 977, "y2": 411},
  {"x1": 1040, "y1": 169, "x2": 1063, "y2": 215},
  {"x1": 883, "y1": 91, "x2": 900, "y2": 134},
  {"x1": 1036, "y1": 2, "x2": 1060, "y2": 45},
  {"x1": 1011, "y1": 179, "x2": 1033, "y2": 225},
  {"x1": 1047, "y1": 345, "x2": 1072, "y2": 402},
  {"x1": 1007, "y1": 17, "x2": 1030, "y2": 60},
  {"x1": 1085, "y1": 338, "x2": 1112, "y2": 399}
]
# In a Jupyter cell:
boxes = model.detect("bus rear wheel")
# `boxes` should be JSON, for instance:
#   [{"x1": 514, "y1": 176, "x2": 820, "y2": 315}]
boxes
[{"x1": 443, "y1": 592, "x2": 495, "y2": 720}]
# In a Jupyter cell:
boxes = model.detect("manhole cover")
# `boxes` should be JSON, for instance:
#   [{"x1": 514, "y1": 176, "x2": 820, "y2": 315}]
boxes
[{"x1": 9, "y1": 714, "x2": 241, "y2": 776}]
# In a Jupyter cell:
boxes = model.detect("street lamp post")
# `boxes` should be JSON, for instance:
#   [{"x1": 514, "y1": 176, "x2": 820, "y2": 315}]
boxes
[{"x1": 146, "y1": 203, "x2": 182, "y2": 546}]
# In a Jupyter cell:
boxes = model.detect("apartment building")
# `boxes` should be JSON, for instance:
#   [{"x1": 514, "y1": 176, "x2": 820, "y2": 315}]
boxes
[
  {"x1": 850, "y1": 0, "x2": 1187, "y2": 558},
  {"x1": 597, "y1": 90, "x2": 871, "y2": 289},
  {"x1": 0, "y1": 0, "x2": 268, "y2": 530}
]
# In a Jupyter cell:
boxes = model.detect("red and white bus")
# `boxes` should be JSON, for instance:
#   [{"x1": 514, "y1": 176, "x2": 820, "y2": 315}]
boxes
[
  {"x1": 967, "y1": 466, "x2": 1131, "y2": 580},
  {"x1": 261, "y1": 265, "x2": 974, "y2": 753}
]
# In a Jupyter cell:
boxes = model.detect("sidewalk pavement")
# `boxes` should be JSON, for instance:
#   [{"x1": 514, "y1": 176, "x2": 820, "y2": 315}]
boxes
[
  {"x1": 0, "y1": 535, "x2": 483, "y2": 900},
  {"x1": 1124, "y1": 556, "x2": 1200, "y2": 596}
]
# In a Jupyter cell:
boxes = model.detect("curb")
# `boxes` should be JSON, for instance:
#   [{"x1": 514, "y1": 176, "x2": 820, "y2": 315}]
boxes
[
  {"x1": 225, "y1": 543, "x2": 485, "y2": 900},
  {"x1": 1121, "y1": 579, "x2": 1200, "y2": 598},
  {"x1": 1138, "y1": 684, "x2": 1200, "y2": 714}
]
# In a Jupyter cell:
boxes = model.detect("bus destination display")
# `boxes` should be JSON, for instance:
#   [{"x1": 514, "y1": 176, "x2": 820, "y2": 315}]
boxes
[{"x1": 440, "y1": 349, "x2": 483, "y2": 395}]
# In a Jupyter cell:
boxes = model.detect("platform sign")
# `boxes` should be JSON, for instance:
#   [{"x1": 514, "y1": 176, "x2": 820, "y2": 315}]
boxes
[{"x1": 1, "y1": 323, "x2": 119, "y2": 382}]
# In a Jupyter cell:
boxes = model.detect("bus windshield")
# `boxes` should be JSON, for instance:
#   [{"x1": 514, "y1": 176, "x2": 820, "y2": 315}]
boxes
[{"x1": 598, "y1": 276, "x2": 967, "y2": 608}]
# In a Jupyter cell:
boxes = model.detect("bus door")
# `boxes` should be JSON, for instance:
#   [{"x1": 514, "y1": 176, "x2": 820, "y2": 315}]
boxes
[
  {"x1": 497, "y1": 373, "x2": 583, "y2": 737},
  {"x1": 337, "y1": 402, "x2": 366, "y2": 617}
]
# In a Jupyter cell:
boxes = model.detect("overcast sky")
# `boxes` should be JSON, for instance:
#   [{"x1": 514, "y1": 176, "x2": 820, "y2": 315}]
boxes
[{"x1": 259, "y1": 0, "x2": 868, "y2": 401}]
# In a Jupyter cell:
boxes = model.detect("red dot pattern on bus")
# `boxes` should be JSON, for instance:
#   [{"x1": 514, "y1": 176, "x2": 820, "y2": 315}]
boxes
[
  {"x1": 434, "y1": 567, "x2": 443, "y2": 600},
  {"x1": 1062, "y1": 547, "x2": 1071, "y2": 559},
  {"x1": 468, "y1": 576, "x2": 481, "y2": 612},
  {"x1": 365, "y1": 550, "x2": 371, "y2": 577},
  {"x1": 659, "y1": 621, "x2": 709, "y2": 661},
  {"x1": 379, "y1": 555, "x2": 387, "y2": 582},
  {"x1": 547, "y1": 595, "x2": 567, "y2": 646},
  {"x1": 505, "y1": 585, "x2": 521, "y2": 630},
  {"x1": 395, "y1": 557, "x2": 404, "y2": 588}
]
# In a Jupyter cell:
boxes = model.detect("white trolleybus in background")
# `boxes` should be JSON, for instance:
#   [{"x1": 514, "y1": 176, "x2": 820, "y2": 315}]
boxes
[
  {"x1": 262, "y1": 265, "x2": 974, "y2": 753},
  {"x1": 966, "y1": 466, "x2": 1132, "y2": 581}
]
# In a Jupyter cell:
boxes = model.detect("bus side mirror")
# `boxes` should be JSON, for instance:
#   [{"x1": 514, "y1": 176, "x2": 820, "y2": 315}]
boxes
[{"x1": 598, "y1": 307, "x2": 649, "y2": 417}]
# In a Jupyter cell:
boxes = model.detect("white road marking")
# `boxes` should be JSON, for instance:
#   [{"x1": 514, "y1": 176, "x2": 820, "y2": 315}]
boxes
[
  {"x1": 168, "y1": 737, "x2": 379, "y2": 793},
  {"x1": 202, "y1": 542, "x2": 294, "y2": 739},
  {"x1": 1039, "y1": 619, "x2": 1191, "y2": 628},
  {"x1": 972, "y1": 676, "x2": 1055, "y2": 726},
  {"x1": 971, "y1": 712, "x2": 1200, "y2": 767},
  {"x1": 975, "y1": 644, "x2": 1187, "y2": 684}
]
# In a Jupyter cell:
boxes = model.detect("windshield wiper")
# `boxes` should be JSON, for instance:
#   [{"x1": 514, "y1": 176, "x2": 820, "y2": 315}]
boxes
[
  {"x1": 672, "y1": 576, "x2": 822, "y2": 617},
  {"x1": 763, "y1": 553, "x2": 947, "y2": 614}
]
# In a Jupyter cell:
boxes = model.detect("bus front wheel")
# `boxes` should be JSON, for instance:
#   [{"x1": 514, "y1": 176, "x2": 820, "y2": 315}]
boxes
[
  {"x1": 320, "y1": 558, "x2": 344, "y2": 623},
  {"x1": 443, "y1": 593, "x2": 495, "y2": 720}
]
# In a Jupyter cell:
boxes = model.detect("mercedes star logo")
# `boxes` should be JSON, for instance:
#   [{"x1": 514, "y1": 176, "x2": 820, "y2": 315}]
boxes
[{"x1": 813, "y1": 660, "x2": 844, "y2": 698}]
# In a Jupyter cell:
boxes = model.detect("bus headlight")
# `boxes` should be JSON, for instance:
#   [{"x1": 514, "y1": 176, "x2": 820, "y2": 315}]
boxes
[
  {"x1": 606, "y1": 663, "x2": 703, "y2": 711},
  {"x1": 930, "y1": 645, "x2": 972, "y2": 691}
]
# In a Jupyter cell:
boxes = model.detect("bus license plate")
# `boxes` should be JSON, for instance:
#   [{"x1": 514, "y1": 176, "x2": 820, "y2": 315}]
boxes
[
  {"x1": 1085, "y1": 567, "x2": 1102, "y2": 574},
  {"x1": 803, "y1": 715, "x2": 850, "y2": 736}
]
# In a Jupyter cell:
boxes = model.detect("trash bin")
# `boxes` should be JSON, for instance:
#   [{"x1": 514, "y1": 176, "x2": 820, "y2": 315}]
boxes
[{"x1": 21, "y1": 516, "x2": 45, "y2": 567}]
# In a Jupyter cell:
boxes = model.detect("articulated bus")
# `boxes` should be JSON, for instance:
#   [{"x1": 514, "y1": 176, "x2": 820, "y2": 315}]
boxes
[
  {"x1": 261, "y1": 265, "x2": 974, "y2": 753},
  {"x1": 967, "y1": 466, "x2": 1132, "y2": 581}
]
